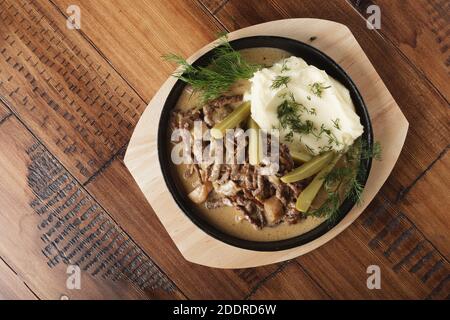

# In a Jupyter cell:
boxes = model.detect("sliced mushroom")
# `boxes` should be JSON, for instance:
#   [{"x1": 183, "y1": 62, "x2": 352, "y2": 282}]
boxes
[
  {"x1": 214, "y1": 180, "x2": 240, "y2": 197},
  {"x1": 188, "y1": 182, "x2": 213, "y2": 204},
  {"x1": 263, "y1": 196, "x2": 284, "y2": 226},
  {"x1": 208, "y1": 163, "x2": 222, "y2": 181}
]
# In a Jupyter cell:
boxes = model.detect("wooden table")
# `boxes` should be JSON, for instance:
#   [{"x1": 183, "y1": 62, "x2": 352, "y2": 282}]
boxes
[{"x1": 0, "y1": 0, "x2": 448, "y2": 300}]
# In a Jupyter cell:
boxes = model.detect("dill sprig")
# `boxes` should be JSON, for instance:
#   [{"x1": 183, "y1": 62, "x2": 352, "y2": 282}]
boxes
[
  {"x1": 163, "y1": 36, "x2": 259, "y2": 102},
  {"x1": 309, "y1": 82, "x2": 331, "y2": 97},
  {"x1": 362, "y1": 141, "x2": 382, "y2": 160},
  {"x1": 276, "y1": 92, "x2": 342, "y2": 148},
  {"x1": 280, "y1": 59, "x2": 290, "y2": 72},
  {"x1": 332, "y1": 118, "x2": 341, "y2": 130},
  {"x1": 346, "y1": 139, "x2": 382, "y2": 162},
  {"x1": 271, "y1": 75, "x2": 290, "y2": 89},
  {"x1": 277, "y1": 98, "x2": 314, "y2": 136},
  {"x1": 306, "y1": 139, "x2": 382, "y2": 222},
  {"x1": 307, "y1": 192, "x2": 340, "y2": 223}
]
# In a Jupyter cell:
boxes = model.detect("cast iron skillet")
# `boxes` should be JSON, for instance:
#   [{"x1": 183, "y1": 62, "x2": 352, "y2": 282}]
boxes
[{"x1": 158, "y1": 36, "x2": 373, "y2": 251}]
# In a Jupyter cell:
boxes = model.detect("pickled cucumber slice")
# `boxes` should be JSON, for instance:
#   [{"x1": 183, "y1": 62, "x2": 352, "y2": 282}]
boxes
[
  {"x1": 290, "y1": 150, "x2": 313, "y2": 163},
  {"x1": 281, "y1": 151, "x2": 334, "y2": 183},
  {"x1": 296, "y1": 154, "x2": 341, "y2": 212},
  {"x1": 210, "y1": 101, "x2": 251, "y2": 139},
  {"x1": 248, "y1": 117, "x2": 260, "y2": 166}
]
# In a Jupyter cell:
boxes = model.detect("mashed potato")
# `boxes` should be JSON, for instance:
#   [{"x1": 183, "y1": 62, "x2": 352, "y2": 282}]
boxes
[{"x1": 245, "y1": 56, "x2": 364, "y2": 155}]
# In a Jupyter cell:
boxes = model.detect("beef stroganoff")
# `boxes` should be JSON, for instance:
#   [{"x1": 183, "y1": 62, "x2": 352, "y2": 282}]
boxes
[{"x1": 165, "y1": 38, "x2": 380, "y2": 242}]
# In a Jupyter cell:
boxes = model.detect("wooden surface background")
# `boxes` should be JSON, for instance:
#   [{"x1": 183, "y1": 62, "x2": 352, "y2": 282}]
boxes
[{"x1": 0, "y1": 0, "x2": 448, "y2": 300}]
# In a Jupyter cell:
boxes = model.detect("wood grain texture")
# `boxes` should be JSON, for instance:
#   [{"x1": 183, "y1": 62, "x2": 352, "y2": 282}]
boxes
[
  {"x1": 0, "y1": 101, "x2": 9, "y2": 122},
  {"x1": 397, "y1": 149, "x2": 450, "y2": 261},
  {"x1": 206, "y1": 0, "x2": 450, "y2": 203},
  {"x1": 199, "y1": 0, "x2": 228, "y2": 14},
  {"x1": 0, "y1": 0, "x2": 447, "y2": 299},
  {"x1": 298, "y1": 201, "x2": 450, "y2": 299},
  {"x1": 0, "y1": 0, "x2": 146, "y2": 182},
  {"x1": 0, "y1": 116, "x2": 182, "y2": 299},
  {"x1": 352, "y1": 195, "x2": 450, "y2": 299},
  {"x1": 350, "y1": 0, "x2": 450, "y2": 101},
  {"x1": 248, "y1": 262, "x2": 329, "y2": 300},
  {"x1": 0, "y1": 258, "x2": 37, "y2": 300},
  {"x1": 52, "y1": 0, "x2": 223, "y2": 103},
  {"x1": 85, "y1": 158, "x2": 285, "y2": 299},
  {"x1": 297, "y1": 229, "x2": 427, "y2": 299}
]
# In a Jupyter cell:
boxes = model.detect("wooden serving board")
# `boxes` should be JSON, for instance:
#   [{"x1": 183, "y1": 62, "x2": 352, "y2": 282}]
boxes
[{"x1": 124, "y1": 18, "x2": 408, "y2": 268}]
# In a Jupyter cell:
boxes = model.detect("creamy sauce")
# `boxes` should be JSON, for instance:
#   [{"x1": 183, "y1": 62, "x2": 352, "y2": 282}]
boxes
[
  {"x1": 169, "y1": 48, "x2": 359, "y2": 242},
  {"x1": 171, "y1": 160, "x2": 326, "y2": 242}
]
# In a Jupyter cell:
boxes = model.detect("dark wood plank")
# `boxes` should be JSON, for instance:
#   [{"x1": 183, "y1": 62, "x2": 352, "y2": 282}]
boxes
[
  {"x1": 289, "y1": 192, "x2": 450, "y2": 299},
  {"x1": 351, "y1": 195, "x2": 450, "y2": 299},
  {"x1": 0, "y1": 0, "x2": 146, "y2": 182},
  {"x1": 0, "y1": 101, "x2": 9, "y2": 121},
  {"x1": 0, "y1": 258, "x2": 37, "y2": 300},
  {"x1": 350, "y1": 0, "x2": 450, "y2": 101},
  {"x1": 206, "y1": 0, "x2": 450, "y2": 203},
  {"x1": 199, "y1": 0, "x2": 229, "y2": 14},
  {"x1": 248, "y1": 262, "x2": 329, "y2": 300},
  {"x1": 397, "y1": 149, "x2": 450, "y2": 261},
  {"x1": 0, "y1": 116, "x2": 183, "y2": 299},
  {"x1": 52, "y1": 0, "x2": 224, "y2": 103},
  {"x1": 85, "y1": 158, "x2": 286, "y2": 299},
  {"x1": 303, "y1": 223, "x2": 445, "y2": 299}
]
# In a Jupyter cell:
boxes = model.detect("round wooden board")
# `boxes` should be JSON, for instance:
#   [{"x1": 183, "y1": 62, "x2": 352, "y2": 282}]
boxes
[{"x1": 124, "y1": 19, "x2": 408, "y2": 268}]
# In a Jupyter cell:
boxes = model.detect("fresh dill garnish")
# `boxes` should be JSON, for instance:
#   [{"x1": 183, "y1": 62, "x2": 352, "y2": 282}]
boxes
[
  {"x1": 346, "y1": 139, "x2": 382, "y2": 162},
  {"x1": 163, "y1": 36, "x2": 260, "y2": 102},
  {"x1": 328, "y1": 132, "x2": 341, "y2": 146},
  {"x1": 362, "y1": 141, "x2": 382, "y2": 160},
  {"x1": 277, "y1": 92, "x2": 289, "y2": 99},
  {"x1": 309, "y1": 82, "x2": 331, "y2": 97},
  {"x1": 271, "y1": 75, "x2": 290, "y2": 89},
  {"x1": 276, "y1": 92, "x2": 342, "y2": 148},
  {"x1": 304, "y1": 144, "x2": 315, "y2": 155},
  {"x1": 307, "y1": 192, "x2": 340, "y2": 223},
  {"x1": 280, "y1": 59, "x2": 290, "y2": 72},
  {"x1": 318, "y1": 145, "x2": 333, "y2": 154},
  {"x1": 309, "y1": 123, "x2": 341, "y2": 146},
  {"x1": 332, "y1": 118, "x2": 341, "y2": 130},
  {"x1": 348, "y1": 175, "x2": 364, "y2": 204},
  {"x1": 285, "y1": 131, "x2": 294, "y2": 142},
  {"x1": 324, "y1": 167, "x2": 363, "y2": 204},
  {"x1": 277, "y1": 97, "x2": 314, "y2": 137},
  {"x1": 306, "y1": 139, "x2": 382, "y2": 222},
  {"x1": 318, "y1": 123, "x2": 332, "y2": 137},
  {"x1": 324, "y1": 167, "x2": 353, "y2": 187},
  {"x1": 307, "y1": 95, "x2": 311, "y2": 101}
]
